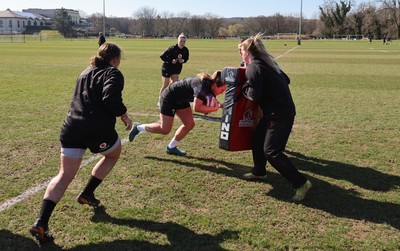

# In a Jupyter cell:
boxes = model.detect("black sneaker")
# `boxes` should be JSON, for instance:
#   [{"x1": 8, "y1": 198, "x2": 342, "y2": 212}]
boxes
[
  {"x1": 29, "y1": 220, "x2": 54, "y2": 244},
  {"x1": 76, "y1": 192, "x2": 100, "y2": 207}
]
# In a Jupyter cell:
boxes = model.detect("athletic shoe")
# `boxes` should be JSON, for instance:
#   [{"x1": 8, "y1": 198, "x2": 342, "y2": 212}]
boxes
[
  {"x1": 29, "y1": 220, "x2": 54, "y2": 244},
  {"x1": 76, "y1": 192, "x2": 100, "y2": 207},
  {"x1": 242, "y1": 173, "x2": 268, "y2": 181},
  {"x1": 166, "y1": 146, "x2": 186, "y2": 156},
  {"x1": 292, "y1": 180, "x2": 312, "y2": 201},
  {"x1": 129, "y1": 123, "x2": 141, "y2": 142}
]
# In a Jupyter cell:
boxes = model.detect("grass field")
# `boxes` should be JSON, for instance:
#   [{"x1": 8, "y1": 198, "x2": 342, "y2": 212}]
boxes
[{"x1": 0, "y1": 38, "x2": 399, "y2": 250}]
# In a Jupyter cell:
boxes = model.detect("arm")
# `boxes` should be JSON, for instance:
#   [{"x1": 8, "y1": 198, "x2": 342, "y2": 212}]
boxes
[
  {"x1": 160, "y1": 46, "x2": 174, "y2": 63},
  {"x1": 179, "y1": 47, "x2": 189, "y2": 64},
  {"x1": 193, "y1": 97, "x2": 220, "y2": 114},
  {"x1": 242, "y1": 64, "x2": 263, "y2": 101},
  {"x1": 102, "y1": 69, "x2": 132, "y2": 130}
]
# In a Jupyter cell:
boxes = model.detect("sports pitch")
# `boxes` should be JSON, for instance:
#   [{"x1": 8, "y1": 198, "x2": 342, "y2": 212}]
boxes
[{"x1": 0, "y1": 38, "x2": 399, "y2": 250}]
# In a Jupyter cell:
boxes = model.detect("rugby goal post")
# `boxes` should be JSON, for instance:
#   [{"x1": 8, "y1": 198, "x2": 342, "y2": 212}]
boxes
[{"x1": 276, "y1": 33, "x2": 298, "y2": 40}]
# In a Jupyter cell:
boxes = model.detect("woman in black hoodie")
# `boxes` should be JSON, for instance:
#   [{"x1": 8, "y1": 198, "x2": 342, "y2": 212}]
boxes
[
  {"x1": 239, "y1": 33, "x2": 312, "y2": 202},
  {"x1": 30, "y1": 43, "x2": 132, "y2": 244}
]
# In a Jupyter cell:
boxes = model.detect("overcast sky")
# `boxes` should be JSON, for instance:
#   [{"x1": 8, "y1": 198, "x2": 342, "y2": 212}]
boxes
[{"x1": 1, "y1": 0, "x2": 325, "y2": 19}]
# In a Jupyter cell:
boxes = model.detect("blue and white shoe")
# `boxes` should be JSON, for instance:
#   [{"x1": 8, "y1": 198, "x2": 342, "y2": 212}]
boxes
[
  {"x1": 166, "y1": 146, "x2": 186, "y2": 156},
  {"x1": 129, "y1": 123, "x2": 141, "y2": 142}
]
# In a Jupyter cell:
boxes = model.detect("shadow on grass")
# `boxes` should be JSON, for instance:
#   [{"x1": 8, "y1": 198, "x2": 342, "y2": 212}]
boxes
[
  {"x1": 83, "y1": 206, "x2": 239, "y2": 251},
  {"x1": 145, "y1": 154, "x2": 400, "y2": 230},
  {"x1": 287, "y1": 150, "x2": 400, "y2": 192},
  {"x1": 0, "y1": 229, "x2": 60, "y2": 251},
  {"x1": 0, "y1": 223, "x2": 237, "y2": 251}
]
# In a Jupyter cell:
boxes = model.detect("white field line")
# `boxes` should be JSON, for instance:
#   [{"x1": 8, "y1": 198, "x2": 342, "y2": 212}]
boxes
[
  {"x1": 275, "y1": 45, "x2": 298, "y2": 60},
  {"x1": 0, "y1": 45, "x2": 299, "y2": 212}
]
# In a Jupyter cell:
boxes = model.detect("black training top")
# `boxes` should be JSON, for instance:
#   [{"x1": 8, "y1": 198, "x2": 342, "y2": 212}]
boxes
[
  {"x1": 160, "y1": 44, "x2": 189, "y2": 72},
  {"x1": 242, "y1": 57, "x2": 296, "y2": 119},
  {"x1": 161, "y1": 76, "x2": 212, "y2": 104},
  {"x1": 62, "y1": 63, "x2": 127, "y2": 133}
]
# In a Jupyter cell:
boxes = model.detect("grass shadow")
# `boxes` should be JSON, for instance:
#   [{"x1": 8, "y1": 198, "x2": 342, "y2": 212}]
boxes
[
  {"x1": 145, "y1": 154, "x2": 400, "y2": 230},
  {"x1": 0, "y1": 229, "x2": 61, "y2": 251},
  {"x1": 145, "y1": 155, "x2": 260, "y2": 181},
  {"x1": 81, "y1": 206, "x2": 239, "y2": 251},
  {"x1": 287, "y1": 150, "x2": 400, "y2": 192}
]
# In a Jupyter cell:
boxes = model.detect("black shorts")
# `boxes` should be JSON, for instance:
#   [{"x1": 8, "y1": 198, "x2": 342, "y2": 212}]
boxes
[
  {"x1": 159, "y1": 97, "x2": 190, "y2": 117},
  {"x1": 161, "y1": 64, "x2": 182, "y2": 77},
  {"x1": 60, "y1": 127, "x2": 119, "y2": 154}
]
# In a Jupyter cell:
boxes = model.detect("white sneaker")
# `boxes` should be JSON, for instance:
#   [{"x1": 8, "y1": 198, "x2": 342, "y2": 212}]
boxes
[{"x1": 292, "y1": 180, "x2": 312, "y2": 201}]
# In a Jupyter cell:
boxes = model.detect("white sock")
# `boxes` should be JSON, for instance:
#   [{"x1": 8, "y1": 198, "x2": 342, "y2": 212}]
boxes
[
  {"x1": 168, "y1": 139, "x2": 179, "y2": 148},
  {"x1": 137, "y1": 124, "x2": 147, "y2": 132}
]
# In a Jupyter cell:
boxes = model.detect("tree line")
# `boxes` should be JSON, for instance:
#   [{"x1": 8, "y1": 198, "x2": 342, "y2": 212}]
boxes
[{"x1": 55, "y1": 0, "x2": 399, "y2": 39}]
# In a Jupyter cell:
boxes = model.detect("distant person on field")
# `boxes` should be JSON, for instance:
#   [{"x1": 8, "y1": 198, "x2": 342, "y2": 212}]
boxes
[
  {"x1": 30, "y1": 43, "x2": 132, "y2": 244},
  {"x1": 129, "y1": 70, "x2": 226, "y2": 156},
  {"x1": 238, "y1": 33, "x2": 312, "y2": 201},
  {"x1": 386, "y1": 34, "x2": 391, "y2": 44},
  {"x1": 158, "y1": 33, "x2": 189, "y2": 106},
  {"x1": 98, "y1": 32, "x2": 106, "y2": 47}
]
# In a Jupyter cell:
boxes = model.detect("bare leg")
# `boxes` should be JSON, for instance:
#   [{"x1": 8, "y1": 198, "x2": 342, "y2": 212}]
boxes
[
  {"x1": 44, "y1": 156, "x2": 82, "y2": 203},
  {"x1": 145, "y1": 114, "x2": 174, "y2": 135},
  {"x1": 173, "y1": 107, "x2": 195, "y2": 142},
  {"x1": 91, "y1": 143, "x2": 121, "y2": 180},
  {"x1": 160, "y1": 76, "x2": 171, "y2": 96},
  {"x1": 170, "y1": 74, "x2": 179, "y2": 83}
]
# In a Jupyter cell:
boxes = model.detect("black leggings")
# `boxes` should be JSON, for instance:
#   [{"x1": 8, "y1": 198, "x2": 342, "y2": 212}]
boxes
[{"x1": 251, "y1": 115, "x2": 307, "y2": 189}]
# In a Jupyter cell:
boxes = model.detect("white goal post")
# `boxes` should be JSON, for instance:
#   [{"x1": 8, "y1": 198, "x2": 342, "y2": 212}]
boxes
[{"x1": 276, "y1": 33, "x2": 298, "y2": 40}]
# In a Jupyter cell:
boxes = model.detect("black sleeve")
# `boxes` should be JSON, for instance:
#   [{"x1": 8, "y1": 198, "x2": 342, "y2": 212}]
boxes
[
  {"x1": 242, "y1": 64, "x2": 263, "y2": 101},
  {"x1": 160, "y1": 45, "x2": 174, "y2": 62},
  {"x1": 281, "y1": 70, "x2": 290, "y2": 85},
  {"x1": 102, "y1": 68, "x2": 127, "y2": 117},
  {"x1": 183, "y1": 47, "x2": 189, "y2": 63}
]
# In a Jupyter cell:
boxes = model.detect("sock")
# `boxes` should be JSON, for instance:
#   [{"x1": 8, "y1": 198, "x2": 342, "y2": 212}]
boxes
[
  {"x1": 168, "y1": 138, "x2": 179, "y2": 149},
  {"x1": 81, "y1": 175, "x2": 103, "y2": 196},
  {"x1": 37, "y1": 199, "x2": 56, "y2": 228},
  {"x1": 137, "y1": 124, "x2": 147, "y2": 132}
]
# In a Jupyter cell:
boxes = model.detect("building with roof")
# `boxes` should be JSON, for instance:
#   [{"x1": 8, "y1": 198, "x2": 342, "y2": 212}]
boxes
[
  {"x1": 0, "y1": 8, "x2": 81, "y2": 34},
  {"x1": 0, "y1": 8, "x2": 49, "y2": 34},
  {"x1": 23, "y1": 8, "x2": 80, "y2": 25}
]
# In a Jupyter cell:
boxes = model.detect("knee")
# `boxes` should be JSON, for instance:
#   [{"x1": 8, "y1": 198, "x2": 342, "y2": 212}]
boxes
[
  {"x1": 186, "y1": 121, "x2": 195, "y2": 131},
  {"x1": 159, "y1": 128, "x2": 172, "y2": 135},
  {"x1": 265, "y1": 150, "x2": 279, "y2": 161}
]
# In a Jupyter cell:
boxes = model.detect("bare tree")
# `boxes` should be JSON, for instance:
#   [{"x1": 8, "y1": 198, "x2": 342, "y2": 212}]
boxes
[
  {"x1": 87, "y1": 13, "x2": 104, "y2": 33},
  {"x1": 134, "y1": 6, "x2": 157, "y2": 36},
  {"x1": 174, "y1": 11, "x2": 191, "y2": 36},
  {"x1": 189, "y1": 15, "x2": 205, "y2": 37},
  {"x1": 204, "y1": 13, "x2": 223, "y2": 37},
  {"x1": 319, "y1": 0, "x2": 353, "y2": 37},
  {"x1": 157, "y1": 11, "x2": 174, "y2": 37},
  {"x1": 228, "y1": 23, "x2": 246, "y2": 36},
  {"x1": 376, "y1": 0, "x2": 400, "y2": 38}
]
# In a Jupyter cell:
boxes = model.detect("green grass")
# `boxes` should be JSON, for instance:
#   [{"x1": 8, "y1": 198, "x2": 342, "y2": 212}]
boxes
[{"x1": 0, "y1": 38, "x2": 399, "y2": 250}]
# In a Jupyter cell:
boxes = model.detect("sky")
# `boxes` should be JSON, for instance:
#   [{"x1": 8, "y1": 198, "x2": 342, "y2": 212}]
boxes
[{"x1": 1, "y1": 0, "x2": 325, "y2": 19}]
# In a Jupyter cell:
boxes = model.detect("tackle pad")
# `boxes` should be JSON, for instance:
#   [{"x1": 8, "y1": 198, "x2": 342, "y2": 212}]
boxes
[{"x1": 219, "y1": 67, "x2": 261, "y2": 151}]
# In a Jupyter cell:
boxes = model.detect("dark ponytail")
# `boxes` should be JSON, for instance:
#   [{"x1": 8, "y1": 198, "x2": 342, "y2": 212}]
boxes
[{"x1": 91, "y1": 43, "x2": 122, "y2": 66}]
